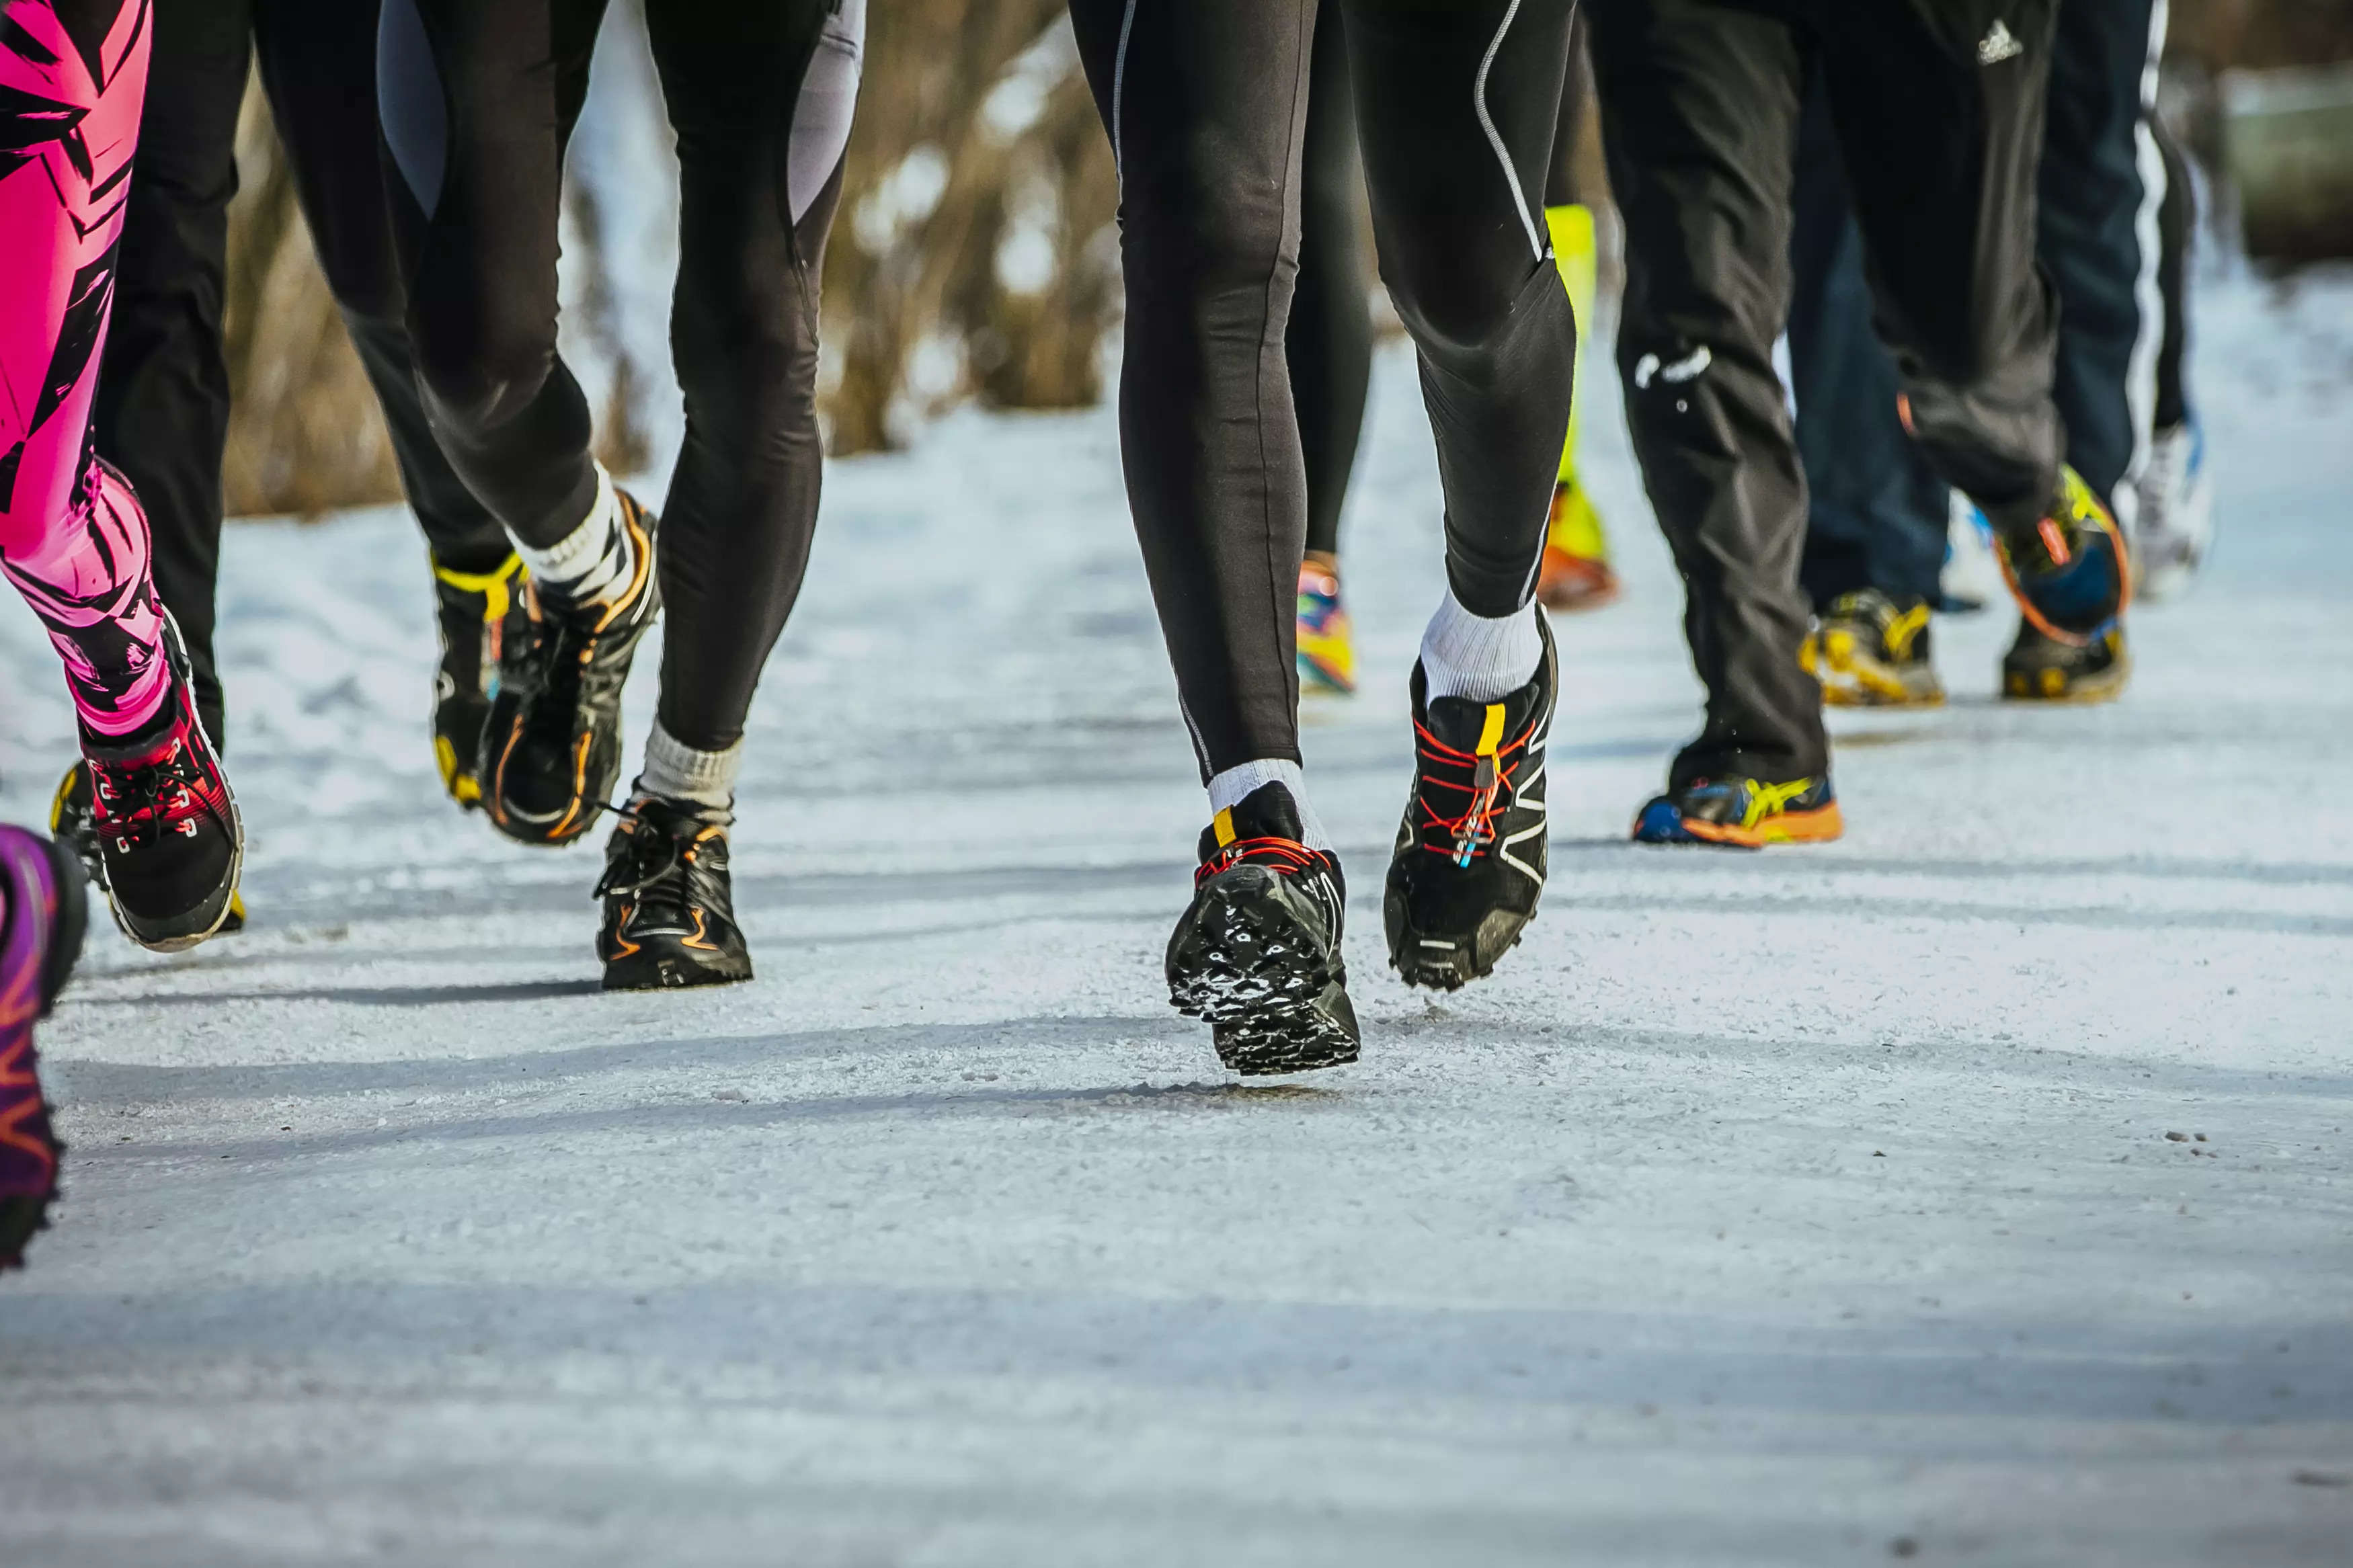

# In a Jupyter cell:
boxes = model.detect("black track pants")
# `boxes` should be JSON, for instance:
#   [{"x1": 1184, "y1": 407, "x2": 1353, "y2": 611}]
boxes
[
  {"x1": 2040, "y1": 0, "x2": 2173, "y2": 515},
  {"x1": 1291, "y1": 3, "x2": 1370, "y2": 563},
  {"x1": 378, "y1": 0, "x2": 855, "y2": 753},
  {"x1": 1787, "y1": 71, "x2": 1952, "y2": 612},
  {"x1": 1788, "y1": 0, "x2": 2179, "y2": 606},
  {"x1": 1591, "y1": 0, "x2": 2060, "y2": 786},
  {"x1": 1070, "y1": 0, "x2": 1577, "y2": 777},
  {"x1": 91, "y1": 0, "x2": 506, "y2": 752}
]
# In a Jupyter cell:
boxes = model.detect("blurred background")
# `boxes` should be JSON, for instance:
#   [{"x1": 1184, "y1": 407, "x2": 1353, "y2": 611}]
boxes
[{"x1": 221, "y1": 0, "x2": 2353, "y2": 520}]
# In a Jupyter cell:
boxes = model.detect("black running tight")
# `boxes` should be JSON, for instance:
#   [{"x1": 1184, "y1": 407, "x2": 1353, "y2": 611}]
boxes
[
  {"x1": 1070, "y1": 0, "x2": 1578, "y2": 776},
  {"x1": 378, "y1": 0, "x2": 860, "y2": 752},
  {"x1": 1290, "y1": 3, "x2": 1370, "y2": 564}
]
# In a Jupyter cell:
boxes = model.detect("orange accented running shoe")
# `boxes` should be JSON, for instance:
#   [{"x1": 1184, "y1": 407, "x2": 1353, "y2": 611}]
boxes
[{"x1": 1632, "y1": 775, "x2": 1843, "y2": 850}]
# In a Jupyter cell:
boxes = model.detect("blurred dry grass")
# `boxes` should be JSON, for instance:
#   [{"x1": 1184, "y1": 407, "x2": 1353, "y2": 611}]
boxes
[
  {"x1": 221, "y1": 79, "x2": 402, "y2": 519},
  {"x1": 221, "y1": 1, "x2": 1117, "y2": 515}
]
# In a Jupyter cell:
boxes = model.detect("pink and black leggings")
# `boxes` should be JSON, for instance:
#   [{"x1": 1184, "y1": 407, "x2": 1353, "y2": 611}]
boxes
[{"x1": 0, "y1": 0, "x2": 164, "y2": 742}]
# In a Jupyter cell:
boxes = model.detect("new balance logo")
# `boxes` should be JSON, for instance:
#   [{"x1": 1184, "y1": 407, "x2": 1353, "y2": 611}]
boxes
[{"x1": 1979, "y1": 20, "x2": 2022, "y2": 65}]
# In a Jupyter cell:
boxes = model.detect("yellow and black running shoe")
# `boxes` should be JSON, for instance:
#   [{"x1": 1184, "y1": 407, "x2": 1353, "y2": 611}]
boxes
[
  {"x1": 430, "y1": 552, "x2": 530, "y2": 811},
  {"x1": 483, "y1": 491, "x2": 662, "y2": 847},
  {"x1": 596, "y1": 794, "x2": 752, "y2": 991},
  {"x1": 1632, "y1": 775, "x2": 1843, "y2": 850},
  {"x1": 1993, "y1": 466, "x2": 2131, "y2": 704},
  {"x1": 1802, "y1": 589, "x2": 1943, "y2": 708}
]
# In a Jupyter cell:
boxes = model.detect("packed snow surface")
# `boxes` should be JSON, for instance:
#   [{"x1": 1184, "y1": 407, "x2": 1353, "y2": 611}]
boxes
[{"x1": 2, "y1": 274, "x2": 2350, "y2": 1566}]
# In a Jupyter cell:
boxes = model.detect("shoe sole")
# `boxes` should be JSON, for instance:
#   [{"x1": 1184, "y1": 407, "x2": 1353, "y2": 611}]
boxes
[
  {"x1": 1168, "y1": 868, "x2": 1359, "y2": 1077},
  {"x1": 2003, "y1": 651, "x2": 2132, "y2": 704},
  {"x1": 1632, "y1": 802, "x2": 1845, "y2": 850},
  {"x1": 1384, "y1": 906, "x2": 1530, "y2": 992},
  {"x1": 602, "y1": 944, "x2": 754, "y2": 992}
]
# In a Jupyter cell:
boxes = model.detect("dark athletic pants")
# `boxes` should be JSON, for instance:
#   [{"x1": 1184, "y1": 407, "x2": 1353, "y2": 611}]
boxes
[
  {"x1": 1293, "y1": 6, "x2": 1596, "y2": 563},
  {"x1": 1590, "y1": 0, "x2": 2061, "y2": 787},
  {"x1": 1070, "y1": 0, "x2": 1578, "y2": 778},
  {"x1": 1791, "y1": 0, "x2": 2184, "y2": 612},
  {"x1": 378, "y1": 0, "x2": 849, "y2": 753},
  {"x1": 1786, "y1": 70, "x2": 1954, "y2": 612},
  {"x1": 1290, "y1": 3, "x2": 1370, "y2": 564},
  {"x1": 93, "y1": 0, "x2": 507, "y2": 752}
]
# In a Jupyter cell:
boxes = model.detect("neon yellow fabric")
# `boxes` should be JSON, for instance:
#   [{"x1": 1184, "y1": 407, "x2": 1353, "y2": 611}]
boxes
[{"x1": 1544, "y1": 204, "x2": 1598, "y2": 489}]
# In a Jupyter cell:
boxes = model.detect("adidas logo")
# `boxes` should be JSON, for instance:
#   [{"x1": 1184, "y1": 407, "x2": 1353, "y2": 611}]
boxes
[{"x1": 1979, "y1": 19, "x2": 2022, "y2": 65}]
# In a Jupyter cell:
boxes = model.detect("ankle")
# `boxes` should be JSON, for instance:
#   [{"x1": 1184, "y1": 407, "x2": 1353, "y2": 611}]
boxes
[
  {"x1": 1207, "y1": 758, "x2": 1332, "y2": 850},
  {"x1": 1420, "y1": 589, "x2": 1543, "y2": 703}
]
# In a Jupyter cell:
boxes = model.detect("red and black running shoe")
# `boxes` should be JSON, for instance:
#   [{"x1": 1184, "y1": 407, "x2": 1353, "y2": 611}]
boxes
[
  {"x1": 1166, "y1": 782, "x2": 1359, "y2": 1077},
  {"x1": 0, "y1": 825, "x2": 87, "y2": 1270},
  {"x1": 1384, "y1": 611, "x2": 1554, "y2": 991},
  {"x1": 82, "y1": 614, "x2": 243, "y2": 953}
]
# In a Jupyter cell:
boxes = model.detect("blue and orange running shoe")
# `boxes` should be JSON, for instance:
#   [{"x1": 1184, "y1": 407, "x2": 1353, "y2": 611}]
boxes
[
  {"x1": 1296, "y1": 554, "x2": 1357, "y2": 696},
  {"x1": 1633, "y1": 775, "x2": 1843, "y2": 850},
  {"x1": 1996, "y1": 466, "x2": 2131, "y2": 704},
  {"x1": 0, "y1": 825, "x2": 87, "y2": 1270}
]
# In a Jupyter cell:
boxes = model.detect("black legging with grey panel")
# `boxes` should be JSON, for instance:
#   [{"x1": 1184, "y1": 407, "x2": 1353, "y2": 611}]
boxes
[
  {"x1": 1068, "y1": 0, "x2": 1578, "y2": 778},
  {"x1": 377, "y1": 0, "x2": 858, "y2": 753}
]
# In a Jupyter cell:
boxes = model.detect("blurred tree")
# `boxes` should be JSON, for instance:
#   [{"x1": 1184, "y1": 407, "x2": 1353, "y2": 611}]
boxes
[
  {"x1": 229, "y1": 2, "x2": 2350, "y2": 510},
  {"x1": 821, "y1": 5, "x2": 1118, "y2": 453},
  {"x1": 221, "y1": 75, "x2": 403, "y2": 519}
]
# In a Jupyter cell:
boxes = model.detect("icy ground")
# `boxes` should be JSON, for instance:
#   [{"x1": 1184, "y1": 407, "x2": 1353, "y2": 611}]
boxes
[{"x1": 3, "y1": 276, "x2": 2351, "y2": 1567}]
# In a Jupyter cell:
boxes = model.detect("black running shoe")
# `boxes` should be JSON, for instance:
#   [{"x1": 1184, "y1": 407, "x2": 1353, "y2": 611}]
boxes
[
  {"x1": 80, "y1": 614, "x2": 244, "y2": 952},
  {"x1": 1802, "y1": 589, "x2": 1944, "y2": 708},
  {"x1": 0, "y1": 825, "x2": 86, "y2": 1270},
  {"x1": 482, "y1": 491, "x2": 661, "y2": 846},
  {"x1": 596, "y1": 794, "x2": 752, "y2": 991},
  {"x1": 1384, "y1": 613, "x2": 1554, "y2": 991},
  {"x1": 430, "y1": 551, "x2": 530, "y2": 811},
  {"x1": 52, "y1": 759, "x2": 244, "y2": 934},
  {"x1": 1166, "y1": 782, "x2": 1359, "y2": 1077}
]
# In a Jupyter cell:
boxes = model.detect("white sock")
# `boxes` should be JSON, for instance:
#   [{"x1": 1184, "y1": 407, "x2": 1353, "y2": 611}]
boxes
[
  {"x1": 635, "y1": 720, "x2": 742, "y2": 815},
  {"x1": 1207, "y1": 758, "x2": 1332, "y2": 850},
  {"x1": 516, "y1": 464, "x2": 633, "y2": 606},
  {"x1": 1419, "y1": 588, "x2": 1543, "y2": 703}
]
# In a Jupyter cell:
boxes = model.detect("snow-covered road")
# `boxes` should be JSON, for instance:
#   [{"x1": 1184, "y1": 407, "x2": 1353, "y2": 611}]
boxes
[{"x1": 3, "y1": 276, "x2": 2350, "y2": 1566}]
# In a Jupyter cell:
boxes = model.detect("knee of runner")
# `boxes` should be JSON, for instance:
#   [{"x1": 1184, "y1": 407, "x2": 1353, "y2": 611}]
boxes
[
  {"x1": 670, "y1": 277, "x2": 818, "y2": 448},
  {"x1": 1384, "y1": 251, "x2": 1575, "y2": 390},
  {"x1": 408, "y1": 305, "x2": 561, "y2": 430},
  {"x1": 1119, "y1": 169, "x2": 1290, "y2": 301}
]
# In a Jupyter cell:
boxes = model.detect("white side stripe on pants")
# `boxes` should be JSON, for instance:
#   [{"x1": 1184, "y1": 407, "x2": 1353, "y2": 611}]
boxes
[
  {"x1": 1474, "y1": 0, "x2": 1548, "y2": 261},
  {"x1": 2119, "y1": 0, "x2": 2173, "y2": 530}
]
